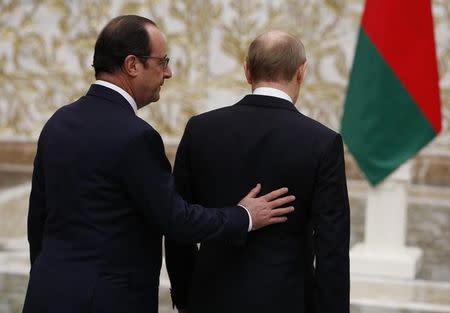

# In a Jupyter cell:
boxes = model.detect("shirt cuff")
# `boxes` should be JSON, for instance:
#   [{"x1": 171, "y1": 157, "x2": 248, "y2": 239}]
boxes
[{"x1": 237, "y1": 204, "x2": 252, "y2": 232}]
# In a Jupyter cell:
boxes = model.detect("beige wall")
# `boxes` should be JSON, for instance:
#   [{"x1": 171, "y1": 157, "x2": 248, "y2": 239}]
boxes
[{"x1": 0, "y1": 0, "x2": 449, "y2": 156}]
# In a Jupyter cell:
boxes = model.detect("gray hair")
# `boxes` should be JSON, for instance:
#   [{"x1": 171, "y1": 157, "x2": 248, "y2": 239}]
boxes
[{"x1": 246, "y1": 30, "x2": 306, "y2": 83}]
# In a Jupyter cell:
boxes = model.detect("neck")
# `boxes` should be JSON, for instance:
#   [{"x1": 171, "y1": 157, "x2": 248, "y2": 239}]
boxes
[
  {"x1": 251, "y1": 81, "x2": 298, "y2": 103},
  {"x1": 97, "y1": 73, "x2": 139, "y2": 107}
]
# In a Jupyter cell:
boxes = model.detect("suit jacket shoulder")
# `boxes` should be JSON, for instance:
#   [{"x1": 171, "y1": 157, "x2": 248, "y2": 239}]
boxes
[{"x1": 187, "y1": 95, "x2": 341, "y2": 155}]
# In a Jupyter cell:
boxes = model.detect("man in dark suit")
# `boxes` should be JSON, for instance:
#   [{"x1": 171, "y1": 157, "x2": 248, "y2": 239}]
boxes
[
  {"x1": 166, "y1": 30, "x2": 350, "y2": 313},
  {"x1": 22, "y1": 16, "x2": 295, "y2": 313}
]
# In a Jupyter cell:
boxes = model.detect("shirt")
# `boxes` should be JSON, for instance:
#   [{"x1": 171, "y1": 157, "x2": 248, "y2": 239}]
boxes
[
  {"x1": 253, "y1": 86, "x2": 293, "y2": 103},
  {"x1": 95, "y1": 80, "x2": 138, "y2": 114}
]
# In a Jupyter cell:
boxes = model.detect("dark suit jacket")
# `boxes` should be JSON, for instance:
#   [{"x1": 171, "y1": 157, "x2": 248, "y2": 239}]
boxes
[
  {"x1": 165, "y1": 94, "x2": 350, "y2": 313},
  {"x1": 22, "y1": 84, "x2": 248, "y2": 313}
]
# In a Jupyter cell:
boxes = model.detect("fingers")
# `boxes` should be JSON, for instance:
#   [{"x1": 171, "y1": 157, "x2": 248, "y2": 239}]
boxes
[
  {"x1": 267, "y1": 195, "x2": 295, "y2": 209},
  {"x1": 270, "y1": 206, "x2": 295, "y2": 217},
  {"x1": 263, "y1": 187, "x2": 289, "y2": 201},
  {"x1": 268, "y1": 216, "x2": 288, "y2": 225},
  {"x1": 245, "y1": 183, "x2": 261, "y2": 198}
]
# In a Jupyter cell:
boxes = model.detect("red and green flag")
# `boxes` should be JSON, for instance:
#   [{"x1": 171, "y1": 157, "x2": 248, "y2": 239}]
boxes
[{"x1": 341, "y1": 0, "x2": 441, "y2": 185}]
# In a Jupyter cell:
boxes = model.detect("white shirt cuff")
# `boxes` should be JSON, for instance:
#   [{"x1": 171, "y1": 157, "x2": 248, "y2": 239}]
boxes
[{"x1": 237, "y1": 204, "x2": 252, "y2": 232}]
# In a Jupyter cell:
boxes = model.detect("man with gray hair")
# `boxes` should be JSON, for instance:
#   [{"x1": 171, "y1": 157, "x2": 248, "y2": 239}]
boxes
[{"x1": 166, "y1": 30, "x2": 350, "y2": 313}]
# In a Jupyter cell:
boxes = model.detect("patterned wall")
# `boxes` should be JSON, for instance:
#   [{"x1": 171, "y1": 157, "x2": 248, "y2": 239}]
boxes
[{"x1": 0, "y1": 0, "x2": 449, "y2": 154}]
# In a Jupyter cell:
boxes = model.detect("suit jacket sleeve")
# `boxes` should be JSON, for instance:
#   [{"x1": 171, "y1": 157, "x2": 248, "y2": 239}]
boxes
[
  {"x1": 28, "y1": 141, "x2": 47, "y2": 266},
  {"x1": 165, "y1": 119, "x2": 198, "y2": 309},
  {"x1": 311, "y1": 134, "x2": 350, "y2": 313},
  {"x1": 119, "y1": 126, "x2": 248, "y2": 243}
]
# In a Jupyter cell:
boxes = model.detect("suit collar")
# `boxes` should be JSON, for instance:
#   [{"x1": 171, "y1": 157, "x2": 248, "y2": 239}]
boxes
[
  {"x1": 86, "y1": 84, "x2": 135, "y2": 114},
  {"x1": 94, "y1": 80, "x2": 137, "y2": 114},
  {"x1": 237, "y1": 94, "x2": 299, "y2": 113},
  {"x1": 253, "y1": 87, "x2": 293, "y2": 103}
]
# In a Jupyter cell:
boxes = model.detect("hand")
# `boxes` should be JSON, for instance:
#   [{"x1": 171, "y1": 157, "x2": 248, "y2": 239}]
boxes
[{"x1": 239, "y1": 184, "x2": 295, "y2": 230}]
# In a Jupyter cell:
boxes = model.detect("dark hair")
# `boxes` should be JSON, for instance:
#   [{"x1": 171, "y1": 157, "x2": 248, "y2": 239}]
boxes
[
  {"x1": 247, "y1": 31, "x2": 306, "y2": 83},
  {"x1": 92, "y1": 15, "x2": 157, "y2": 78}
]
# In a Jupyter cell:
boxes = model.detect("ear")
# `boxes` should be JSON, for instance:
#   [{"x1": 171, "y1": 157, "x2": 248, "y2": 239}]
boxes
[
  {"x1": 244, "y1": 61, "x2": 252, "y2": 84},
  {"x1": 122, "y1": 55, "x2": 140, "y2": 77},
  {"x1": 296, "y1": 61, "x2": 308, "y2": 84}
]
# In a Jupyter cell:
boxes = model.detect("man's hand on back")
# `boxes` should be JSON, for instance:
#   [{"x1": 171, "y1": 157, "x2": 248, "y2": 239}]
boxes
[{"x1": 239, "y1": 183, "x2": 295, "y2": 230}]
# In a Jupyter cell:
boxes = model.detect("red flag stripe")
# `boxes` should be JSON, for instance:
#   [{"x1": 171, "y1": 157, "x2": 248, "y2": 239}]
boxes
[{"x1": 361, "y1": 0, "x2": 441, "y2": 133}]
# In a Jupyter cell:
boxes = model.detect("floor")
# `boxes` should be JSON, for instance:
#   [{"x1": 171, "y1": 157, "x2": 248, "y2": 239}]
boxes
[{"x1": 0, "y1": 174, "x2": 449, "y2": 313}]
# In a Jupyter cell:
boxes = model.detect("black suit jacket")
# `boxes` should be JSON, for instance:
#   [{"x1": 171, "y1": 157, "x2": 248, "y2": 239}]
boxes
[
  {"x1": 165, "y1": 94, "x2": 350, "y2": 313},
  {"x1": 22, "y1": 84, "x2": 248, "y2": 313}
]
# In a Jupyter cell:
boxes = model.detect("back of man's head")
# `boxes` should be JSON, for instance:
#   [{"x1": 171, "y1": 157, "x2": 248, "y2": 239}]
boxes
[
  {"x1": 92, "y1": 15, "x2": 156, "y2": 78},
  {"x1": 246, "y1": 31, "x2": 306, "y2": 83}
]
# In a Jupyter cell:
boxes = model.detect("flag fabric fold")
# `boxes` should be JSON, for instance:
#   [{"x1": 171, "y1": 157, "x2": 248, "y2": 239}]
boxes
[{"x1": 341, "y1": 0, "x2": 441, "y2": 185}]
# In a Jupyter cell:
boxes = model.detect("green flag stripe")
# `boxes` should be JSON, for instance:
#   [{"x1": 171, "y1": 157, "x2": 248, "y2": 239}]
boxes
[{"x1": 342, "y1": 29, "x2": 435, "y2": 185}]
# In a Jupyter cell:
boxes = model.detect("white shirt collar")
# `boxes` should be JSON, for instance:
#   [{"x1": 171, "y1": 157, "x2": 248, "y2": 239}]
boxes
[
  {"x1": 94, "y1": 80, "x2": 138, "y2": 114},
  {"x1": 252, "y1": 87, "x2": 293, "y2": 103}
]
